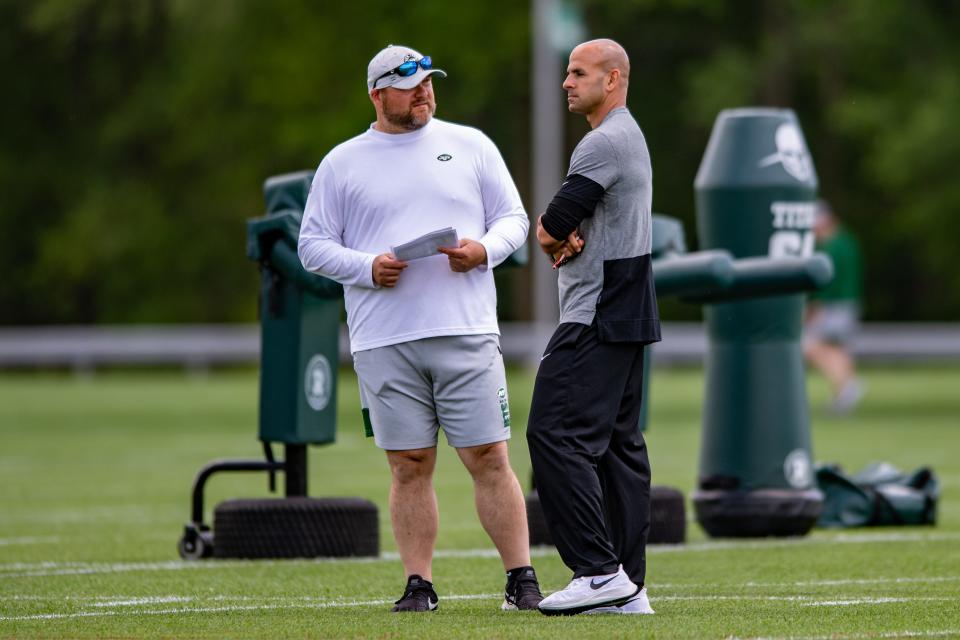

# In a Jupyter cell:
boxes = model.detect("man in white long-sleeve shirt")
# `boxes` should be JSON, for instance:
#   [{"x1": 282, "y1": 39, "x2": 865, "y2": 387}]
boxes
[{"x1": 298, "y1": 44, "x2": 542, "y2": 613}]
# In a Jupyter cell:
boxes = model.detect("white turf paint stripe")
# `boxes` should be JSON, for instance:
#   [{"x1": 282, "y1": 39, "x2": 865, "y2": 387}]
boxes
[
  {"x1": 656, "y1": 595, "x2": 953, "y2": 605},
  {"x1": 4, "y1": 562, "x2": 958, "y2": 583},
  {"x1": 2, "y1": 532, "x2": 959, "y2": 579},
  {"x1": 651, "y1": 575, "x2": 960, "y2": 591},
  {"x1": 2, "y1": 593, "x2": 956, "y2": 623},
  {"x1": 0, "y1": 560, "x2": 257, "y2": 578},
  {"x1": 647, "y1": 531, "x2": 960, "y2": 554},
  {"x1": 801, "y1": 597, "x2": 908, "y2": 607},
  {"x1": 751, "y1": 576, "x2": 960, "y2": 589},
  {"x1": 1, "y1": 558, "x2": 957, "y2": 595},
  {"x1": 0, "y1": 594, "x2": 502, "y2": 622},
  {"x1": 9, "y1": 590, "x2": 956, "y2": 606},
  {"x1": 0, "y1": 537, "x2": 59, "y2": 546},
  {"x1": 92, "y1": 596, "x2": 192, "y2": 607},
  {"x1": 755, "y1": 631, "x2": 960, "y2": 640},
  {"x1": 413, "y1": 531, "x2": 960, "y2": 558},
  {"x1": 1, "y1": 595, "x2": 391, "y2": 603},
  {"x1": 1, "y1": 604, "x2": 314, "y2": 622}
]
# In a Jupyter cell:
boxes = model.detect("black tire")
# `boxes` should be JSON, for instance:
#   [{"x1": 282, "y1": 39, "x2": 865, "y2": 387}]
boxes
[
  {"x1": 692, "y1": 488, "x2": 822, "y2": 538},
  {"x1": 525, "y1": 485, "x2": 686, "y2": 547},
  {"x1": 178, "y1": 529, "x2": 214, "y2": 560},
  {"x1": 648, "y1": 486, "x2": 686, "y2": 544},
  {"x1": 213, "y1": 496, "x2": 379, "y2": 559}
]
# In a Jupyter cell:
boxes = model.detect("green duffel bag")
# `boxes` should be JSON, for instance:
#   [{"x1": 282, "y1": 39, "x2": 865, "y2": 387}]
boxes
[{"x1": 815, "y1": 462, "x2": 939, "y2": 528}]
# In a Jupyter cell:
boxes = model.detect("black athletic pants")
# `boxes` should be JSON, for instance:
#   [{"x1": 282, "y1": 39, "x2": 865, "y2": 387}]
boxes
[{"x1": 527, "y1": 321, "x2": 651, "y2": 584}]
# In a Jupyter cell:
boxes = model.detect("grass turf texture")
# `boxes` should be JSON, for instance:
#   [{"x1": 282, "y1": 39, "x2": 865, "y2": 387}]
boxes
[{"x1": 1, "y1": 365, "x2": 959, "y2": 638}]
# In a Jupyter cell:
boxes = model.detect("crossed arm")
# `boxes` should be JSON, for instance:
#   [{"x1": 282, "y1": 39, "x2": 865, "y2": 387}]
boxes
[{"x1": 536, "y1": 173, "x2": 604, "y2": 265}]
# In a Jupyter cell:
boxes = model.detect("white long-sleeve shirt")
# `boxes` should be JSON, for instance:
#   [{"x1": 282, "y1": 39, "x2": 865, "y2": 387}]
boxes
[{"x1": 298, "y1": 118, "x2": 529, "y2": 353}]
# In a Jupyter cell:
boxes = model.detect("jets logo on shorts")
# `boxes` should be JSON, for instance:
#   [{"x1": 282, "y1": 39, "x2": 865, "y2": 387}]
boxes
[
  {"x1": 498, "y1": 387, "x2": 511, "y2": 429},
  {"x1": 437, "y1": 154, "x2": 452, "y2": 162}
]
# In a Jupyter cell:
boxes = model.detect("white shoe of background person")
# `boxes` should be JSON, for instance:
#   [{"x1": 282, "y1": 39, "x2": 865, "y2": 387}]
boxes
[
  {"x1": 831, "y1": 378, "x2": 865, "y2": 415},
  {"x1": 538, "y1": 565, "x2": 640, "y2": 616},
  {"x1": 583, "y1": 587, "x2": 654, "y2": 614}
]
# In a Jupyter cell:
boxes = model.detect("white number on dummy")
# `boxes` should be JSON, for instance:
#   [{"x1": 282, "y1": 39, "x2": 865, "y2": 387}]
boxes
[{"x1": 769, "y1": 230, "x2": 814, "y2": 258}]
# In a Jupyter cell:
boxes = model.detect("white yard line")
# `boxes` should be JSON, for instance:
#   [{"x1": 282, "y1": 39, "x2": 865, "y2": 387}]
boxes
[
  {"x1": 655, "y1": 595, "x2": 953, "y2": 605},
  {"x1": 1, "y1": 604, "x2": 314, "y2": 622},
  {"x1": 2, "y1": 530, "x2": 957, "y2": 577},
  {"x1": 1, "y1": 592, "x2": 956, "y2": 623},
  {"x1": 800, "y1": 597, "x2": 909, "y2": 606},
  {"x1": 0, "y1": 537, "x2": 59, "y2": 546},
  {"x1": 0, "y1": 593, "x2": 502, "y2": 622},
  {"x1": 0, "y1": 560, "x2": 265, "y2": 578},
  {"x1": 741, "y1": 631, "x2": 960, "y2": 640},
  {"x1": 2, "y1": 562, "x2": 957, "y2": 585},
  {"x1": 646, "y1": 531, "x2": 960, "y2": 554},
  {"x1": 648, "y1": 575, "x2": 960, "y2": 590},
  {"x1": 92, "y1": 596, "x2": 193, "y2": 607},
  {"x1": 753, "y1": 575, "x2": 960, "y2": 588}
]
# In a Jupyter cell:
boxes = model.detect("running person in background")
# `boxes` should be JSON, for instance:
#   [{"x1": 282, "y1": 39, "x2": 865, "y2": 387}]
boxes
[
  {"x1": 804, "y1": 199, "x2": 865, "y2": 414},
  {"x1": 298, "y1": 44, "x2": 542, "y2": 613},
  {"x1": 527, "y1": 39, "x2": 661, "y2": 616}
]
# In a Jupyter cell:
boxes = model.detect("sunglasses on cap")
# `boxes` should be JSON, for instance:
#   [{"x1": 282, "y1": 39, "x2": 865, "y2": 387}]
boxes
[{"x1": 373, "y1": 56, "x2": 434, "y2": 89}]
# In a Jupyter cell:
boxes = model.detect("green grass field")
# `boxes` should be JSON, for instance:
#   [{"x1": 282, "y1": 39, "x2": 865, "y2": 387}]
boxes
[{"x1": 2, "y1": 364, "x2": 959, "y2": 638}]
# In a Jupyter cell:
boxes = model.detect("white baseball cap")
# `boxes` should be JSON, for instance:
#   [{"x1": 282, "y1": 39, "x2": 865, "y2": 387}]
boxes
[{"x1": 367, "y1": 44, "x2": 447, "y2": 92}]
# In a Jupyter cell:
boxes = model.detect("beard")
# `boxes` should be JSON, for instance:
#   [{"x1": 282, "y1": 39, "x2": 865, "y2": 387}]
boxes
[{"x1": 381, "y1": 98, "x2": 435, "y2": 131}]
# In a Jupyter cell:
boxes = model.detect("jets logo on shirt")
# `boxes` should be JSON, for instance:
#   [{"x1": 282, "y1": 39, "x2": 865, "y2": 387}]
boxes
[{"x1": 437, "y1": 154, "x2": 452, "y2": 162}]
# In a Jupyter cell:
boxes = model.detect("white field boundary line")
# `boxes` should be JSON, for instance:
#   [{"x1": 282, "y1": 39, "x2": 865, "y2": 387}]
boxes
[
  {"x1": 654, "y1": 595, "x2": 956, "y2": 605},
  {"x1": 0, "y1": 560, "x2": 255, "y2": 578},
  {"x1": 3, "y1": 530, "x2": 960, "y2": 578},
  {"x1": 1, "y1": 593, "x2": 957, "y2": 623},
  {"x1": 92, "y1": 596, "x2": 192, "y2": 607},
  {"x1": 0, "y1": 537, "x2": 59, "y2": 546},
  {"x1": 4, "y1": 578, "x2": 959, "y2": 604},
  {"x1": 735, "y1": 631, "x2": 960, "y2": 640},
  {"x1": 646, "y1": 531, "x2": 960, "y2": 554},
  {"x1": 742, "y1": 575, "x2": 960, "y2": 589},
  {"x1": 0, "y1": 593, "x2": 501, "y2": 622}
]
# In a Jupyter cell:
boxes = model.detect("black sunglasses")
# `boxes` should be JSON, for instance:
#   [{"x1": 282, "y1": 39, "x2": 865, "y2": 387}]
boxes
[{"x1": 373, "y1": 56, "x2": 434, "y2": 89}]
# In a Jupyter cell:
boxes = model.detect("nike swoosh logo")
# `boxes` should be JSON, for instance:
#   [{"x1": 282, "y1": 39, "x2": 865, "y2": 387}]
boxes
[
  {"x1": 590, "y1": 576, "x2": 617, "y2": 590},
  {"x1": 540, "y1": 352, "x2": 552, "y2": 362}
]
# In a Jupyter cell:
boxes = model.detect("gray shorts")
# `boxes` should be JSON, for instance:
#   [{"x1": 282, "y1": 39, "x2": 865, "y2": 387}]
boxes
[
  {"x1": 352, "y1": 334, "x2": 512, "y2": 451},
  {"x1": 805, "y1": 302, "x2": 860, "y2": 346}
]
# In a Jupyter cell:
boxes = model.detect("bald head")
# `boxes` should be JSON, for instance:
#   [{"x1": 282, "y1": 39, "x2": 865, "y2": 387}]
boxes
[
  {"x1": 564, "y1": 38, "x2": 631, "y2": 127},
  {"x1": 572, "y1": 38, "x2": 630, "y2": 86}
]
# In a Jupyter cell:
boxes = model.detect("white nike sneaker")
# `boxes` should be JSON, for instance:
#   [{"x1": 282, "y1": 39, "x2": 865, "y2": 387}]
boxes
[
  {"x1": 538, "y1": 565, "x2": 640, "y2": 616},
  {"x1": 583, "y1": 587, "x2": 654, "y2": 614}
]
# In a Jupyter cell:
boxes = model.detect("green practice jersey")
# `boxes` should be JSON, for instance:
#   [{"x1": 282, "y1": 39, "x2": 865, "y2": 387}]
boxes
[{"x1": 813, "y1": 227, "x2": 862, "y2": 302}]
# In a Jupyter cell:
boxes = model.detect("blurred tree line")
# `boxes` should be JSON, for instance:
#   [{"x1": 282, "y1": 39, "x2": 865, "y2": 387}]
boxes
[{"x1": 1, "y1": 0, "x2": 958, "y2": 324}]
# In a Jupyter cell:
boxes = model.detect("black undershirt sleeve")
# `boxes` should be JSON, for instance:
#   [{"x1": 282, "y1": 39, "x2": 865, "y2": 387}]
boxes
[{"x1": 540, "y1": 174, "x2": 605, "y2": 241}]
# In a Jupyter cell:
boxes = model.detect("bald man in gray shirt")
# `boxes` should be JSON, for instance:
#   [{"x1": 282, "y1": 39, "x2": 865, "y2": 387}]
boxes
[{"x1": 529, "y1": 39, "x2": 661, "y2": 616}]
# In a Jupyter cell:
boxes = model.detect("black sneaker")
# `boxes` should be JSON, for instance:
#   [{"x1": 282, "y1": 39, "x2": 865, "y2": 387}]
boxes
[
  {"x1": 391, "y1": 575, "x2": 439, "y2": 612},
  {"x1": 502, "y1": 566, "x2": 543, "y2": 610}
]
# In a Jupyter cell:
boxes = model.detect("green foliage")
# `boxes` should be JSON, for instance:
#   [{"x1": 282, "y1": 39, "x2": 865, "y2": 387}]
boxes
[
  {"x1": 584, "y1": 0, "x2": 960, "y2": 320},
  {"x1": 0, "y1": 0, "x2": 528, "y2": 323},
  {"x1": 1, "y1": 0, "x2": 958, "y2": 322}
]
